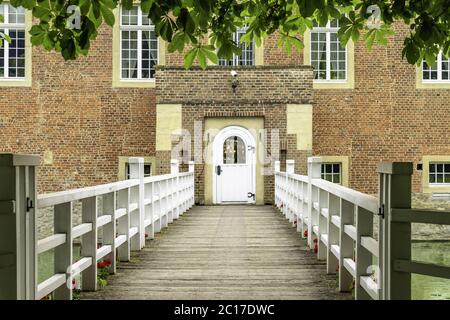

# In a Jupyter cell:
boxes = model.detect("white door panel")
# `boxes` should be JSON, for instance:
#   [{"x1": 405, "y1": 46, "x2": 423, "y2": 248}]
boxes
[
  {"x1": 220, "y1": 165, "x2": 250, "y2": 202},
  {"x1": 213, "y1": 126, "x2": 256, "y2": 204}
]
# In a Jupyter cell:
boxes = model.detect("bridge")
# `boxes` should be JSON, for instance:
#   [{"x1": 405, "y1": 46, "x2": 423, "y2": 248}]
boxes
[{"x1": 1, "y1": 154, "x2": 449, "y2": 300}]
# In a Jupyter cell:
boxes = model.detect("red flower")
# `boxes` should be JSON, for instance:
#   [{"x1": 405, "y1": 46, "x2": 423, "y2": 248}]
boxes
[
  {"x1": 97, "y1": 260, "x2": 111, "y2": 269},
  {"x1": 303, "y1": 230, "x2": 308, "y2": 238},
  {"x1": 313, "y1": 238, "x2": 318, "y2": 243},
  {"x1": 145, "y1": 233, "x2": 149, "y2": 238},
  {"x1": 314, "y1": 243, "x2": 318, "y2": 254}
]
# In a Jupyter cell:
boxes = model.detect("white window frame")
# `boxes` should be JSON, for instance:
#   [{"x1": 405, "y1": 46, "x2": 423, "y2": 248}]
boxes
[
  {"x1": 428, "y1": 162, "x2": 450, "y2": 186},
  {"x1": 321, "y1": 162, "x2": 342, "y2": 185},
  {"x1": 119, "y1": 5, "x2": 158, "y2": 82},
  {"x1": 310, "y1": 21, "x2": 347, "y2": 83},
  {"x1": 422, "y1": 51, "x2": 450, "y2": 83},
  {"x1": 218, "y1": 27, "x2": 255, "y2": 66},
  {"x1": 0, "y1": 3, "x2": 26, "y2": 81}
]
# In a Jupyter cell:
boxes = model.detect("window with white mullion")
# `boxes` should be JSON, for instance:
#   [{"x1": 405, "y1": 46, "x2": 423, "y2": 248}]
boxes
[
  {"x1": 0, "y1": 3, "x2": 26, "y2": 80},
  {"x1": 120, "y1": 5, "x2": 158, "y2": 81},
  {"x1": 423, "y1": 52, "x2": 450, "y2": 82},
  {"x1": 325, "y1": 32, "x2": 331, "y2": 81},
  {"x1": 311, "y1": 20, "x2": 347, "y2": 82},
  {"x1": 218, "y1": 27, "x2": 255, "y2": 66}
]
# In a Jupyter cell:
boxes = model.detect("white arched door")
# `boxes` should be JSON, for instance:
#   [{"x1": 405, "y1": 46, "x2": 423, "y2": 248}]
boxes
[{"x1": 213, "y1": 126, "x2": 256, "y2": 204}]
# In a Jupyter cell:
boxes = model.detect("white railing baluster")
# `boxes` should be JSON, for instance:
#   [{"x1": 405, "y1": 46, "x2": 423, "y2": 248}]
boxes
[
  {"x1": 102, "y1": 192, "x2": 117, "y2": 274},
  {"x1": 307, "y1": 157, "x2": 321, "y2": 247},
  {"x1": 80, "y1": 196, "x2": 98, "y2": 291},
  {"x1": 339, "y1": 199, "x2": 354, "y2": 293},
  {"x1": 355, "y1": 206, "x2": 374, "y2": 300},
  {"x1": 117, "y1": 188, "x2": 130, "y2": 262},
  {"x1": 53, "y1": 202, "x2": 73, "y2": 300},
  {"x1": 327, "y1": 194, "x2": 339, "y2": 274}
]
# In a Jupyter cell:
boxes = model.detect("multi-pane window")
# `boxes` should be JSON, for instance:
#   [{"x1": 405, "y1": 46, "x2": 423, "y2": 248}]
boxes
[
  {"x1": 311, "y1": 20, "x2": 347, "y2": 81},
  {"x1": 422, "y1": 52, "x2": 450, "y2": 82},
  {"x1": 125, "y1": 163, "x2": 152, "y2": 179},
  {"x1": 219, "y1": 28, "x2": 255, "y2": 66},
  {"x1": 120, "y1": 5, "x2": 158, "y2": 80},
  {"x1": 429, "y1": 163, "x2": 450, "y2": 184},
  {"x1": 0, "y1": 4, "x2": 26, "y2": 79},
  {"x1": 321, "y1": 163, "x2": 341, "y2": 184}
]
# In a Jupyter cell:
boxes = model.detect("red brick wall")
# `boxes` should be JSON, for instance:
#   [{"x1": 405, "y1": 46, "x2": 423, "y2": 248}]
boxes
[
  {"x1": 312, "y1": 23, "x2": 450, "y2": 194},
  {"x1": 2, "y1": 23, "x2": 449, "y2": 197},
  {"x1": 0, "y1": 25, "x2": 156, "y2": 193}
]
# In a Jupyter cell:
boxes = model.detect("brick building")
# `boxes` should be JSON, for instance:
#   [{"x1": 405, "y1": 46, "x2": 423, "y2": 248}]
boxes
[{"x1": 1, "y1": 4, "x2": 450, "y2": 206}]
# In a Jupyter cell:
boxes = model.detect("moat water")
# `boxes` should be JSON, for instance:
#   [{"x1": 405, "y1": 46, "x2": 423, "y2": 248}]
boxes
[{"x1": 38, "y1": 242, "x2": 450, "y2": 299}]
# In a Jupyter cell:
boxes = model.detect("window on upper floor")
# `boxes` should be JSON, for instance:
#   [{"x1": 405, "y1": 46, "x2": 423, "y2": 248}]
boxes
[
  {"x1": 311, "y1": 20, "x2": 347, "y2": 82},
  {"x1": 422, "y1": 52, "x2": 450, "y2": 83},
  {"x1": 321, "y1": 163, "x2": 342, "y2": 184},
  {"x1": 429, "y1": 163, "x2": 450, "y2": 185},
  {"x1": 218, "y1": 27, "x2": 255, "y2": 66},
  {"x1": 120, "y1": 5, "x2": 158, "y2": 81},
  {"x1": 0, "y1": 4, "x2": 26, "y2": 80}
]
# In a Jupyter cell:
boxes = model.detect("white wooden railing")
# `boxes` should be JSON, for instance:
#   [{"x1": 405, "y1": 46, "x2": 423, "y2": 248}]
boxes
[
  {"x1": 0, "y1": 155, "x2": 194, "y2": 300},
  {"x1": 275, "y1": 157, "x2": 450, "y2": 300}
]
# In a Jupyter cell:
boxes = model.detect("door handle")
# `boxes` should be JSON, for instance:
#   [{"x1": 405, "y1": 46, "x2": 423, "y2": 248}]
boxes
[{"x1": 216, "y1": 165, "x2": 222, "y2": 176}]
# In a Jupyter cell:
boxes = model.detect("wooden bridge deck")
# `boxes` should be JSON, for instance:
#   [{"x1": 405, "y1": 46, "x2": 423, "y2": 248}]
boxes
[{"x1": 82, "y1": 205, "x2": 351, "y2": 300}]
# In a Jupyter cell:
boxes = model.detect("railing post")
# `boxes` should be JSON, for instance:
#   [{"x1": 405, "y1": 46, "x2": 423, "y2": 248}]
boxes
[
  {"x1": 54, "y1": 202, "x2": 73, "y2": 300},
  {"x1": 0, "y1": 154, "x2": 39, "y2": 300},
  {"x1": 171, "y1": 159, "x2": 180, "y2": 219},
  {"x1": 307, "y1": 157, "x2": 322, "y2": 247},
  {"x1": 274, "y1": 161, "x2": 280, "y2": 173},
  {"x1": 274, "y1": 161, "x2": 280, "y2": 208},
  {"x1": 286, "y1": 160, "x2": 295, "y2": 222},
  {"x1": 188, "y1": 161, "x2": 195, "y2": 207},
  {"x1": 129, "y1": 157, "x2": 145, "y2": 250},
  {"x1": 378, "y1": 162, "x2": 413, "y2": 300},
  {"x1": 80, "y1": 196, "x2": 98, "y2": 291}
]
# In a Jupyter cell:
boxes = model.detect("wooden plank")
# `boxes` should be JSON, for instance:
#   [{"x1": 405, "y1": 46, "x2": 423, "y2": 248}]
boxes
[
  {"x1": 129, "y1": 202, "x2": 139, "y2": 213},
  {"x1": 115, "y1": 235, "x2": 127, "y2": 248},
  {"x1": 72, "y1": 223, "x2": 93, "y2": 239},
  {"x1": 129, "y1": 226, "x2": 139, "y2": 239},
  {"x1": 37, "y1": 234, "x2": 66, "y2": 254},
  {"x1": 36, "y1": 274, "x2": 66, "y2": 300},
  {"x1": 320, "y1": 234, "x2": 328, "y2": 247},
  {"x1": 37, "y1": 180, "x2": 138, "y2": 208},
  {"x1": 97, "y1": 246, "x2": 112, "y2": 261},
  {"x1": 359, "y1": 276, "x2": 379, "y2": 300},
  {"x1": 331, "y1": 215, "x2": 340, "y2": 228},
  {"x1": 115, "y1": 208, "x2": 127, "y2": 219},
  {"x1": 81, "y1": 205, "x2": 351, "y2": 301},
  {"x1": 394, "y1": 260, "x2": 450, "y2": 279},
  {"x1": 361, "y1": 236, "x2": 379, "y2": 257},
  {"x1": 311, "y1": 179, "x2": 378, "y2": 214},
  {"x1": 344, "y1": 225, "x2": 356, "y2": 240},
  {"x1": 97, "y1": 215, "x2": 112, "y2": 228},
  {"x1": 391, "y1": 208, "x2": 450, "y2": 225},
  {"x1": 331, "y1": 245, "x2": 340, "y2": 259},
  {"x1": 71, "y1": 257, "x2": 93, "y2": 277},
  {"x1": 80, "y1": 197, "x2": 98, "y2": 291},
  {"x1": 53, "y1": 202, "x2": 72, "y2": 300},
  {"x1": 343, "y1": 258, "x2": 356, "y2": 278}
]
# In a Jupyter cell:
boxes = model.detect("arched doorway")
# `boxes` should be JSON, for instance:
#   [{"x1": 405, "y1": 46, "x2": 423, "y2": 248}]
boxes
[{"x1": 212, "y1": 126, "x2": 256, "y2": 204}]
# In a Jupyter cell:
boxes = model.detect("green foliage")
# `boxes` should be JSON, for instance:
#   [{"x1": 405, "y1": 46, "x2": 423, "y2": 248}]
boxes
[
  {"x1": 97, "y1": 266, "x2": 109, "y2": 289},
  {"x1": 1, "y1": 0, "x2": 450, "y2": 67}
]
